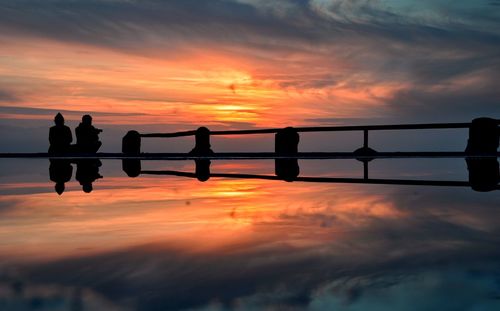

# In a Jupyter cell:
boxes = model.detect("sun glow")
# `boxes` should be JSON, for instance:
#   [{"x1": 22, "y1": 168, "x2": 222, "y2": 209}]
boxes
[{"x1": 0, "y1": 36, "x2": 397, "y2": 128}]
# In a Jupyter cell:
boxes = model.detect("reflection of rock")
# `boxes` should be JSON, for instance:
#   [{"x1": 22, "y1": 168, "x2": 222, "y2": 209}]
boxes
[
  {"x1": 466, "y1": 158, "x2": 500, "y2": 192},
  {"x1": 0, "y1": 281, "x2": 120, "y2": 310}
]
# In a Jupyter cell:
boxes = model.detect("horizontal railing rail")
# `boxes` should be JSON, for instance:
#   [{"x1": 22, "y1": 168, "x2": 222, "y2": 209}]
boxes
[
  {"x1": 140, "y1": 122, "x2": 472, "y2": 138},
  {"x1": 140, "y1": 170, "x2": 500, "y2": 189}
]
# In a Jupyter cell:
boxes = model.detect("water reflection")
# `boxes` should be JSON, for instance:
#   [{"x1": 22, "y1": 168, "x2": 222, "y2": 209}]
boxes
[
  {"x1": 49, "y1": 159, "x2": 103, "y2": 194},
  {"x1": 52, "y1": 157, "x2": 500, "y2": 194},
  {"x1": 128, "y1": 157, "x2": 500, "y2": 193},
  {"x1": 1, "y1": 159, "x2": 500, "y2": 310}
]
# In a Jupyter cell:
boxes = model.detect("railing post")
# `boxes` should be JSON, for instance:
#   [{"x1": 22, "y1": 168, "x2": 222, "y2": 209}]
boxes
[
  {"x1": 190, "y1": 127, "x2": 213, "y2": 155},
  {"x1": 122, "y1": 130, "x2": 141, "y2": 154},
  {"x1": 122, "y1": 130, "x2": 141, "y2": 177},
  {"x1": 465, "y1": 117, "x2": 499, "y2": 154},
  {"x1": 275, "y1": 127, "x2": 300, "y2": 181}
]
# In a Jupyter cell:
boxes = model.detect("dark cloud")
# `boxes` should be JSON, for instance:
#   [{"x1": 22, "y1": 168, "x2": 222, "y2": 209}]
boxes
[
  {"x1": 0, "y1": 105, "x2": 146, "y2": 117},
  {"x1": 1, "y1": 0, "x2": 500, "y2": 122},
  {"x1": 0, "y1": 89, "x2": 18, "y2": 102},
  {"x1": 385, "y1": 81, "x2": 500, "y2": 122}
]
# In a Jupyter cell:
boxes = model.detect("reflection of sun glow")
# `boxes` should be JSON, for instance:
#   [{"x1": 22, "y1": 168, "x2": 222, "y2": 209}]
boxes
[{"x1": 0, "y1": 175, "x2": 405, "y2": 262}]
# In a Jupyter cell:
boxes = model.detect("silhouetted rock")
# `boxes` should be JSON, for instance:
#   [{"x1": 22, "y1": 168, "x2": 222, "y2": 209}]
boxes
[
  {"x1": 48, "y1": 113, "x2": 73, "y2": 153},
  {"x1": 75, "y1": 115, "x2": 102, "y2": 153}
]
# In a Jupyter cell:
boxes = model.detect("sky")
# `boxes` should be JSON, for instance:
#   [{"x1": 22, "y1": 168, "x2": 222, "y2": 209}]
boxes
[{"x1": 0, "y1": 0, "x2": 499, "y2": 152}]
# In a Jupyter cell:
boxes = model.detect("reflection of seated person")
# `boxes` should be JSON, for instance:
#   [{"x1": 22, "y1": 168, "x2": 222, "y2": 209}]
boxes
[
  {"x1": 49, "y1": 159, "x2": 73, "y2": 195},
  {"x1": 75, "y1": 115, "x2": 102, "y2": 153},
  {"x1": 75, "y1": 160, "x2": 103, "y2": 193},
  {"x1": 49, "y1": 113, "x2": 73, "y2": 153}
]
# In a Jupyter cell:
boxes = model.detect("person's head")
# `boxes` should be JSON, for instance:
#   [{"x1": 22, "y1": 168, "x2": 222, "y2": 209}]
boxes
[
  {"x1": 55, "y1": 182, "x2": 65, "y2": 195},
  {"x1": 82, "y1": 183, "x2": 93, "y2": 193},
  {"x1": 54, "y1": 113, "x2": 64, "y2": 126},
  {"x1": 82, "y1": 115, "x2": 92, "y2": 126}
]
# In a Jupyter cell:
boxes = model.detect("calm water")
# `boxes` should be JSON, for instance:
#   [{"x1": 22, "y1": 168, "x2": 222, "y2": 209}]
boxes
[{"x1": 0, "y1": 158, "x2": 499, "y2": 311}]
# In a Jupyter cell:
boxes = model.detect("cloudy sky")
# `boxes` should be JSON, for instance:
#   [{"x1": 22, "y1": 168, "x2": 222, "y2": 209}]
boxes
[{"x1": 0, "y1": 0, "x2": 499, "y2": 152}]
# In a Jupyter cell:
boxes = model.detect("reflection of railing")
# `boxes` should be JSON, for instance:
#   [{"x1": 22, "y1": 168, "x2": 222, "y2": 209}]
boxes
[
  {"x1": 117, "y1": 117, "x2": 499, "y2": 192},
  {"x1": 141, "y1": 169, "x2": 500, "y2": 189},
  {"x1": 2, "y1": 151, "x2": 499, "y2": 159},
  {"x1": 132, "y1": 155, "x2": 500, "y2": 192}
]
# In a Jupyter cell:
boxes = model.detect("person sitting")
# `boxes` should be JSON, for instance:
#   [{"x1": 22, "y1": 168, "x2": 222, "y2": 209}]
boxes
[
  {"x1": 49, "y1": 113, "x2": 73, "y2": 153},
  {"x1": 75, "y1": 115, "x2": 103, "y2": 153}
]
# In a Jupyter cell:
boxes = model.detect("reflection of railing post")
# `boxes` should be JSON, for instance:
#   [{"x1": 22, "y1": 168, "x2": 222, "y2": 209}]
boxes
[
  {"x1": 466, "y1": 118, "x2": 499, "y2": 154},
  {"x1": 122, "y1": 130, "x2": 141, "y2": 177},
  {"x1": 190, "y1": 127, "x2": 213, "y2": 155},
  {"x1": 275, "y1": 127, "x2": 300, "y2": 181},
  {"x1": 466, "y1": 158, "x2": 500, "y2": 192},
  {"x1": 364, "y1": 129, "x2": 368, "y2": 149},
  {"x1": 195, "y1": 160, "x2": 211, "y2": 182},
  {"x1": 354, "y1": 129, "x2": 376, "y2": 180}
]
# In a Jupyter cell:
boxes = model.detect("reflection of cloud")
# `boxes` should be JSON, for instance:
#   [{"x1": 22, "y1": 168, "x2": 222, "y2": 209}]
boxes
[
  {"x1": 1, "y1": 173, "x2": 500, "y2": 309},
  {"x1": 0, "y1": 282, "x2": 125, "y2": 311}
]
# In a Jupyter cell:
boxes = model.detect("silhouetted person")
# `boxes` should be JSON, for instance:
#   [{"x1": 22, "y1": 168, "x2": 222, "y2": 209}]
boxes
[
  {"x1": 49, "y1": 159, "x2": 73, "y2": 195},
  {"x1": 75, "y1": 115, "x2": 102, "y2": 153},
  {"x1": 75, "y1": 159, "x2": 102, "y2": 193},
  {"x1": 49, "y1": 113, "x2": 73, "y2": 153}
]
